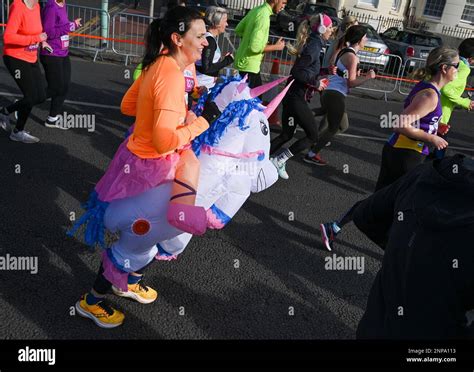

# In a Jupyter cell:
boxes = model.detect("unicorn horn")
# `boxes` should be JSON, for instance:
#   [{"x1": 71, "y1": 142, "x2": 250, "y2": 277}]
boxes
[
  {"x1": 249, "y1": 76, "x2": 289, "y2": 98},
  {"x1": 237, "y1": 74, "x2": 248, "y2": 94},
  {"x1": 264, "y1": 79, "x2": 295, "y2": 119}
]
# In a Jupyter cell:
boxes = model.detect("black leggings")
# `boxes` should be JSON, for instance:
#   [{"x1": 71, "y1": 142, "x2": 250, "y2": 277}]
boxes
[
  {"x1": 310, "y1": 89, "x2": 346, "y2": 154},
  {"x1": 337, "y1": 144, "x2": 424, "y2": 230},
  {"x1": 270, "y1": 93, "x2": 319, "y2": 155},
  {"x1": 375, "y1": 143, "x2": 425, "y2": 191},
  {"x1": 93, "y1": 260, "x2": 153, "y2": 295},
  {"x1": 3, "y1": 55, "x2": 47, "y2": 131},
  {"x1": 40, "y1": 55, "x2": 71, "y2": 117}
]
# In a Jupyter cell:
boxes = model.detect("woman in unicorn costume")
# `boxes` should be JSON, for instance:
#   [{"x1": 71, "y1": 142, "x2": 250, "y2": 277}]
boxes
[{"x1": 69, "y1": 15, "x2": 294, "y2": 328}]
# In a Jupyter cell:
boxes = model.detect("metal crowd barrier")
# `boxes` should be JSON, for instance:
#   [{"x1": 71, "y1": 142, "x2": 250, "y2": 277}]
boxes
[
  {"x1": 353, "y1": 51, "x2": 403, "y2": 100},
  {"x1": 111, "y1": 12, "x2": 152, "y2": 65},
  {"x1": 67, "y1": 4, "x2": 110, "y2": 62},
  {"x1": 398, "y1": 57, "x2": 426, "y2": 95}
]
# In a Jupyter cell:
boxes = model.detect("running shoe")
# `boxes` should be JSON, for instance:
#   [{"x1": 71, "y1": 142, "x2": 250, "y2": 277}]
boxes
[
  {"x1": 303, "y1": 153, "x2": 327, "y2": 166},
  {"x1": 75, "y1": 295, "x2": 125, "y2": 328},
  {"x1": 112, "y1": 278, "x2": 158, "y2": 304},
  {"x1": 45, "y1": 117, "x2": 69, "y2": 130},
  {"x1": 325, "y1": 141, "x2": 331, "y2": 147},
  {"x1": 320, "y1": 222, "x2": 340, "y2": 251},
  {"x1": 270, "y1": 157, "x2": 289, "y2": 179},
  {"x1": 10, "y1": 130, "x2": 40, "y2": 143},
  {"x1": 0, "y1": 110, "x2": 11, "y2": 132}
]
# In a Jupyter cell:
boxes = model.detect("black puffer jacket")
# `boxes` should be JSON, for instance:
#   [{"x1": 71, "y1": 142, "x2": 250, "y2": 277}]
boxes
[
  {"x1": 353, "y1": 154, "x2": 474, "y2": 339},
  {"x1": 287, "y1": 32, "x2": 325, "y2": 97}
]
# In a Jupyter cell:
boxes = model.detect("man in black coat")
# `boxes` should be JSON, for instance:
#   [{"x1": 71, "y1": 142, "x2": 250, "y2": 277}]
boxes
[{"x1": 350, "y1": 154, "x2": 474, "y2": 339}]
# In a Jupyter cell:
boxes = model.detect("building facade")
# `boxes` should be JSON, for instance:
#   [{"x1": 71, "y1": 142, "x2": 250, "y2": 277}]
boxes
[{"x1": 410, "y1": 0, "x2": 474, "y2": 33}]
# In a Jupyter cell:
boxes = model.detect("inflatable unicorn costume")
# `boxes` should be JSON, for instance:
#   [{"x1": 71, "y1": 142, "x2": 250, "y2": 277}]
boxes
[{"x1": 69, "y1": 75, "x2": 294, "y2": 292}]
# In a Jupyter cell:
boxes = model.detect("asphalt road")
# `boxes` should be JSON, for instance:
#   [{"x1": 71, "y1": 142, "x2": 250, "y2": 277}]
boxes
[{"x1": 0, "y1": 54, "x2": 473, "y2": 340}]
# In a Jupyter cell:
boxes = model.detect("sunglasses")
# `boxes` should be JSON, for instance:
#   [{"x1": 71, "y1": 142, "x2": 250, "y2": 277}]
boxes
[{"x1": 445, "y1": 62, "x2": 460, "y2": 69}]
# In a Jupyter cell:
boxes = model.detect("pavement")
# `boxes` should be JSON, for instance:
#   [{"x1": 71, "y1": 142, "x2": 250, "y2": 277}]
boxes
[{"x1": 0, "y1": 53, "x2": 473, "y2": 340}]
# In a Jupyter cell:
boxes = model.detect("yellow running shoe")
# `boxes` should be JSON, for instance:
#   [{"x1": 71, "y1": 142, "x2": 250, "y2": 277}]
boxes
[
  {"x1": 75, "y1": 295, "x2": 124, "y2": 328},
  {"x1": 112, "y1": 279, "x2": 158, "y2": 304}
]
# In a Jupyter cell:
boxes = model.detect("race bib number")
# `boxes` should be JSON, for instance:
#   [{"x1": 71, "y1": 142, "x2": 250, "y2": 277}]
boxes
[
  {"x1": 60, "y1": 35, "x2": 70, "y2": 49},
  {"x1": 184, "y1": 69, "x2": 195, "y2": 93},
  {"x1": 25, "y1": 43, "x2": 39, "y2": 51},
  {"x1": 429, "y1": 116, "x2": 440, "y2": 134}
]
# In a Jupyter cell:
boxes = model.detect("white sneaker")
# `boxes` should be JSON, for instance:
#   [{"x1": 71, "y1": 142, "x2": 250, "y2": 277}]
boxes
[
  {"x1": 10, "y1": 130, "x2": 40, "y2": 143},
  {"x1": 0, "y1": 112, "x2": 11, "y2": 132},
  {"x1": 45, "y1": 118, "x2": 69, "y2": 130},
  {"x1": 271, "y1": 157, "x2": 289, "y2": 180}
]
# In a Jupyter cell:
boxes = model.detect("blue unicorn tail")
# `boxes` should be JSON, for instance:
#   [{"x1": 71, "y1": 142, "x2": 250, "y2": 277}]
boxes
[{"x1": 67, "y1": 190, "x2": 109, "y2": 249}]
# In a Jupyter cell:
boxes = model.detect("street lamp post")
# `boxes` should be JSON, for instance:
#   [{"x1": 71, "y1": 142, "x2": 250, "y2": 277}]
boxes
[{"x1": 101, "y1": 0, "x2": 109, "y2": 48}]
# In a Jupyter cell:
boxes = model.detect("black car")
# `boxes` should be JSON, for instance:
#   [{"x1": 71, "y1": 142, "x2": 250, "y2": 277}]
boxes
[
  {"x1": 276, "y1": 2, "x2": 340, "y2": 38},
  {"x1": 380, "y1": 27, "x2": 443, "y2": 73}
]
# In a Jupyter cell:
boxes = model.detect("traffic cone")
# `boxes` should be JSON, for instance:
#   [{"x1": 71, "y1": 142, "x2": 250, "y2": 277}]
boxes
[{"x1": 263, "y1": 59, "x2": 282, "y2": 127}]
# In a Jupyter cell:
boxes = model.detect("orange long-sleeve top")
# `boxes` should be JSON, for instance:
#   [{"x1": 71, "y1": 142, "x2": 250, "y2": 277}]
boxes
[
  {"x1": 121, "y1": 55, "x2": 209, "y2": 159},
  {"x1": 3, "y1": 0, "x2": 43, "y2": 63}
]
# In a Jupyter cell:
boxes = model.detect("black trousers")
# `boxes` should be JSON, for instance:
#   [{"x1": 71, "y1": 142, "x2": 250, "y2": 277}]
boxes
[
  {"x1": 3, "y1": 55, "x2": 47, "y2": 131},
  {"x1": 40, "y1": 55, "x2": 71, "y2": 117},
  {"x1": 239, "y1": 70, "x2": 262, "y2": 89},
  {"x1": 375, "y1": 143, "x2": 425, "y2": 191},
  {"x1": 270, "y1": 93, "x2": 319, "y2": 155},
  {"x1": 310, "y1": 89, "x2": 346, "y2": 154}
]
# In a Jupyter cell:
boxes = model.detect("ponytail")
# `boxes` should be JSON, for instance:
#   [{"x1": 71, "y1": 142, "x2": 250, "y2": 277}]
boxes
[
  {"x1": 287, "y1": 18, "x2": 311, "y2": 56},
  {"x1": 142, "y1": 19, "x2": 162, "y2": 72}
]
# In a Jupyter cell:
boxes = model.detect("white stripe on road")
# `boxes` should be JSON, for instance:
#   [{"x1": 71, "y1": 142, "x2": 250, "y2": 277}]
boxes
[{"x1": 0, "y1": 92, "x2": 121, "y2": 110}]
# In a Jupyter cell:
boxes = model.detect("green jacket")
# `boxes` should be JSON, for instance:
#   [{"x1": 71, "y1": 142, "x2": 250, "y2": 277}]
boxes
[
  {"x1": 440, "y1": 58, "x2": 471, "y2": 124},
  {"x1": 133, "y1": 63, "x2": 143, "y2": 81},
  {"x1": 234, "y1": 2, "x2": 273, "y2": 74}
]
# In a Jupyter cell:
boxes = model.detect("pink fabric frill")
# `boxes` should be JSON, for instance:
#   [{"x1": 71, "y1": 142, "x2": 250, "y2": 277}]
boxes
[{"x1": 95, "y1": 139, "x2": 180, "y2": 203}]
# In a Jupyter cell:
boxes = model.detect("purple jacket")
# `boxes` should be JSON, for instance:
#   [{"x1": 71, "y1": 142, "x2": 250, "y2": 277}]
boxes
[{"x1": 40, "y1": 0, "x2": 76, "y2": 57}]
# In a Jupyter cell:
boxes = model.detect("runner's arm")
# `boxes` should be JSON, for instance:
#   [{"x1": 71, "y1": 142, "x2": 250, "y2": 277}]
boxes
[
  {"x1": 152, "y1": 110, "x2": 209, "y2": 155},
  {"x1": 441, "y1": 85, "x2": 471, "y2": 110},
  {"x1": 42, "y1": 5, "x2": 75, "y2": 40},
  {"x1": 4, "y1": 4, "x2": 43, "y2": 46},
  {"x1": 120, "y1": 75, "x2": 142, "y2": 116}
]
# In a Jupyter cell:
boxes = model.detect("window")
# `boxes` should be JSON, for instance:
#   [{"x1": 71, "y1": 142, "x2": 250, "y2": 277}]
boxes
[
  {"x1": 383, "y1": 28, "x2": 399, "y2": 39},
  {"x1": 358, "y1": 0, "x2": 379, "y2": 7},
  {"x1": 391, "y1": 0, "x2": 401, "y2": 11},
  {"x1": 423, "y1": 0, "x2": 446, "y2": 18},
  {"x1": 462, "y1": 0, "x2": 474, "y2": 23}
]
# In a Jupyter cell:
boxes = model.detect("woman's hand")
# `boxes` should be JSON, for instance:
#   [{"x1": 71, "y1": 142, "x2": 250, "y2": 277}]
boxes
[
  {"x1": 431, "y1": 135, "x2": 448, "y2": 150},
  {"x1": 74, "y1": 18, "x2": 82, "y2": 28},
  {"x1": 366, "y1": 69, "x2": 376, "y2": 79},
  {"x1": 317, "y1": 78, "x2": 329, "y2": 91},
  {"x1": 39, "y1": 32, "x2": 48, "y2": 42},
  {"x1": 185, "y1": 110, "x2": 197, "y2": 125},
  {"x1": 41, "y1": 41, "x2": 53, "y2": 53},
  {"x1": 437, "y1": 124, "x2": 450, "y2": 136}
]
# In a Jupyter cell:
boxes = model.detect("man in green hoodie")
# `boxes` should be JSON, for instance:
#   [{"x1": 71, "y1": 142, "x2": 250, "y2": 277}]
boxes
[
  {"x1": 234, "y1": 0, "x2": 287, "y2": 88},
  {"x1": 435, "y1": 38, "x2": 474, "y2": 158}
]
